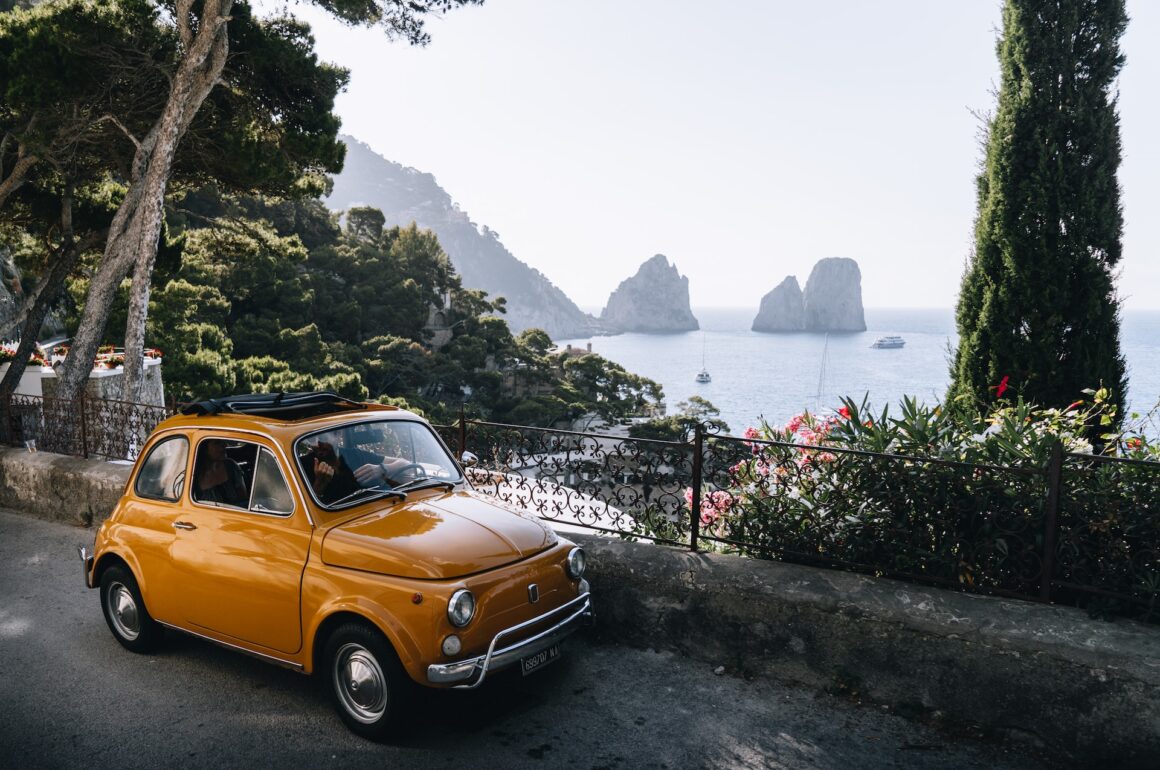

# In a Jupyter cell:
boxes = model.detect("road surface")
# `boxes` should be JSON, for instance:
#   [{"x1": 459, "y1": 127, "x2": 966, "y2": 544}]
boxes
[{"x1": 0, "y1": 509, "x2": 1052, "y2": 769}]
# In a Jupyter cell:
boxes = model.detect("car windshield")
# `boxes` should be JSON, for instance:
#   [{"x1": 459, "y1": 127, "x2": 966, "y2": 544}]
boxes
[{"x1": 294, "y1": 419, "x2": 463, "y2": 510}]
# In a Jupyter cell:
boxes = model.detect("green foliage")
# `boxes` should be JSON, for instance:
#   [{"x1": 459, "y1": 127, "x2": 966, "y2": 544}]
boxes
[
  {"x1": 661, "y1": 390, "x2": 1159, "y2": 619},
  {"x1": 950, "y1": 0, "x2": 1128, "y2": 423},
  {"x1": 629, "y1": 395, "x2": 729, "y2": 441}
]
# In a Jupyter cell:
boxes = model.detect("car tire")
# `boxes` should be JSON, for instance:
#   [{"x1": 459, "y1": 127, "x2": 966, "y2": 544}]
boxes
[
  {"x1": 324, "y1": 622, "x2": 412, "y2": 741},
  {"x1": 99, "y1": 564, "x2": 164, "y2": 653}
]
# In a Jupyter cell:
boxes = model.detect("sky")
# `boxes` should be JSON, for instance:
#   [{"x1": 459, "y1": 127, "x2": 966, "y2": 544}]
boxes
[{"x1": 287, "y1": 0, "x2": 1160, "y2": 311}]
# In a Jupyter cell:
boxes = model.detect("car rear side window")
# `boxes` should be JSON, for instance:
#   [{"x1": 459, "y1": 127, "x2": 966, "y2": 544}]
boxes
[{"x1": 135, "y1": 436, "x2": 189, "y2": 502}]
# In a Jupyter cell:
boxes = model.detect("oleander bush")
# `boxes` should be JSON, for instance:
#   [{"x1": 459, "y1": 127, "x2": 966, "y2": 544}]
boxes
[{"x1": 641, "y1": 387, "x2": 1160, "y2": 618}]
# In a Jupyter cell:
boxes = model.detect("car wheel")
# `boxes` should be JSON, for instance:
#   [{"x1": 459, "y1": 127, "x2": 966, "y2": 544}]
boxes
[
  {"x1": 100, "y1": 564, "x2": 163, "y2": 653},
  {"x1": 324, "y1": 622, "x2": 411, "y2": 741}
]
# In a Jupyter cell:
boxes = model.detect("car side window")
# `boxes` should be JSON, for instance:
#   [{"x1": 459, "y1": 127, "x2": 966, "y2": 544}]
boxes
[
  {"x1": 192, "y1": 437, "x2": 256, "y2": 508},
  {"x1": 250, "y1": 448, "x2": 294, "y2": 515},
  {"x1": 134, "y1": 437, "x2": 189, "y2": 502}
]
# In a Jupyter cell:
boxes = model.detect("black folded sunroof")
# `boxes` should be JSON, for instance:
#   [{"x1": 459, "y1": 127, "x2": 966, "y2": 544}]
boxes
[{"x1": 180, "y1": 391, "x2": 366, "y2": 420}]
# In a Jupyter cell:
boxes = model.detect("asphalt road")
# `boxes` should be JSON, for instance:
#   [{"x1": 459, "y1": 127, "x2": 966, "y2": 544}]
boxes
[{"x1": 0, "y1": 509, "x2": 1052, "y2": 770}]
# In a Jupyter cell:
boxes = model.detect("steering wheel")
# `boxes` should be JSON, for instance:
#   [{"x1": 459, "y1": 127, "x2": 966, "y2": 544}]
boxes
[
  {"x1": 171, "y1": 470, "x2": 186, "y2": 499},
  {"x1": 385, "y1": 462, "x2": 427, "y2": 486}
]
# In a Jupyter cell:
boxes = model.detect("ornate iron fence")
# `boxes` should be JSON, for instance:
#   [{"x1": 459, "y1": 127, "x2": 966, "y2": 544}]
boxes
[
  {"x1": 3, "y1": 393, "x2": 1155, "y2": 620},
  {"x1": 1, "y1": 393, "x2": 172, "y2": 460},
  {"x1": 439, "y1": 414, "x2": 1160, "y2": 622}
]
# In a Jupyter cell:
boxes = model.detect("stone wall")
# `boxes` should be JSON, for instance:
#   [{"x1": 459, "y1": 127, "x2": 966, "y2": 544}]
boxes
[
  {"x1": 1, "y1": 447, "x2": 1156, "y2": 766},
  {"x1": 0, "y1": 447, "x2": 130, "y2": 527}
]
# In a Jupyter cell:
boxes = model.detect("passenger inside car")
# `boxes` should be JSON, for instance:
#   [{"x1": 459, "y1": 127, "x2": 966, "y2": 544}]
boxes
[{"x1": 194, "y1": 438, "x2": 250, "y2": 506}]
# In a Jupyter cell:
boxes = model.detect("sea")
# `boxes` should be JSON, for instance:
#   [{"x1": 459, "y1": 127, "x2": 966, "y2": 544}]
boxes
[{"x1": 558, "y1": 308, "x2": 1160, "y2": 437}]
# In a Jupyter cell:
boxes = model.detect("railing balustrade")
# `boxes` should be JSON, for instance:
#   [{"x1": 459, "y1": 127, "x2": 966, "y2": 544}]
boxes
[{"x1": 3, "y1": 392, "x2": 1154, "y2": 622}]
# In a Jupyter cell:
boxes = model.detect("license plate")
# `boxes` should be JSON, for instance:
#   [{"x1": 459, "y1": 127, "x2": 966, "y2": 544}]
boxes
[{"x1": 520, "y1": 643, "x2": 561, "y2": 676}]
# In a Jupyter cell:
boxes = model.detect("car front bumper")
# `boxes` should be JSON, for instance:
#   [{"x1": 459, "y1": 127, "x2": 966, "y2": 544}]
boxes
[{"x1": 427, "y1": 589, "x2": 594, "y2": 688}]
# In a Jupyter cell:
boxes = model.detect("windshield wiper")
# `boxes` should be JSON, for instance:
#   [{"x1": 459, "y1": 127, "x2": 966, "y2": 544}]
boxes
[
  {"x1": 327, "y1": 485, "x2": 406, "y2": 508},
  {"x1": 390, "y1": 478, "x2": 457, "y2": 495}
]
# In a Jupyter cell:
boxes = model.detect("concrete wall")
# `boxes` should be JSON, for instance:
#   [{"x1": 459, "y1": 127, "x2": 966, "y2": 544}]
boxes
[
  {"x1": 0, "y1": 447, "x2": 130, "y2": 527},
  {"x1": 2, "y1": 447, "x2": 1157, "y2": 766}
]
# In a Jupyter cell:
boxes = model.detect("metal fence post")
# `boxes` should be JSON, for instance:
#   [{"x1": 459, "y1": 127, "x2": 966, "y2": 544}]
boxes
[
  {"x1": 458, "y1": 405, "x2": 467, "y2": 457},
  {"x1": 690, "y1": 422, "x2": 703, "y2": 552},
  {"x1": 1039, "y1": 440, "x2": 1064, "y2": 602},
  {"x1": 78, "y1": 397, "x2": 90, "y2": 459}
]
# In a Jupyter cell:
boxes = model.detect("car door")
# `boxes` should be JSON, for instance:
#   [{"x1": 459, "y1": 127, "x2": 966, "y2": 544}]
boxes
[
  {"x1": 122, "y1": 433, "x2": 191, "y2": 625},
  {"x1": 170, "y1": 434, "x2": 312, "y2": 654}
]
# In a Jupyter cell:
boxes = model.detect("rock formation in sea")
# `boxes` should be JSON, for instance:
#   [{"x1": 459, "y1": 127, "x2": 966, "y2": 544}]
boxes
[
  {"x1": 327, "y1": 137, "x2": 601, "y2": 339},
  {"x1": 752, "y1": 257, "x2": 866, "y2": 333},
  {"x1": 751, "y1": 276, "x2": 805, "y2": 332},
  {"x1": 600, "y1": 254, "x2": 699, "y2": 333},
  {"x1": 803, "y1": 257, "x2": 866, "y2": 332}
]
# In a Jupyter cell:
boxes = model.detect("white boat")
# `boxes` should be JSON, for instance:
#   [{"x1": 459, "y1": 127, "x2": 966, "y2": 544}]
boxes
[
  {"x1": 871, "y1": 335, "x2": 906, "y2": 349},
  {"x1": 695, "y1": 334, "x2": 711, "y2": 383}
]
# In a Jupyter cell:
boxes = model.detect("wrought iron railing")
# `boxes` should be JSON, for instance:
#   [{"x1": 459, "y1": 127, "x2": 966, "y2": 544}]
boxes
[
  {"x1": 3, "y1": 392, "x2": 1154, "y2": 620},
  {"x1": 438, "y1": 414, "x2": 1160, "y2": 622},
  {"x1": 1, "y1": 393, "x2": 172, "y2": 460}
]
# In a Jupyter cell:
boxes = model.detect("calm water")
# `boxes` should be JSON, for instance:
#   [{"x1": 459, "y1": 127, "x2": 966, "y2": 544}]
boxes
[{"x1": 560, "y1": 308, "x2": 1160, "y2": 435}]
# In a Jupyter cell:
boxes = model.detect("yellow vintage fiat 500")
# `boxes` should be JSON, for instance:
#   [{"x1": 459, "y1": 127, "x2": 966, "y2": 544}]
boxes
[{"x1": 79, "y1": 392, "x2": 592, "y2": 740}]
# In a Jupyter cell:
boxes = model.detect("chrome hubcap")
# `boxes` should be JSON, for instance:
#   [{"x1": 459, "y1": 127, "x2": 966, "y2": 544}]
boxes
[
  {"x1": 107, "y1": 581, "x2": 140, "y2": 641},
  {"x1": 333, "y1": 643, "x2": 387, "y2": 723}
]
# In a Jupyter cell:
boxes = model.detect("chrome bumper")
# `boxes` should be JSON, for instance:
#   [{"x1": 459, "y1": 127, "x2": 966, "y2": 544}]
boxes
[
  {"x1": 78, "y1": 546, "x2": 94, "y2": 589},
  {"x1": 427, "y1": 591, "x2": 594, "y2": 689}
]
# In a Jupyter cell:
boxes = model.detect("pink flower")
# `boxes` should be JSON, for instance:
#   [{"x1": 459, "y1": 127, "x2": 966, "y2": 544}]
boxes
[
  {"x1": 744, "y1": 426, "x2": 760, "y2": 440},
  {"x1": 1065, "y1": 400, "x2": 1083, "y2": 412}
]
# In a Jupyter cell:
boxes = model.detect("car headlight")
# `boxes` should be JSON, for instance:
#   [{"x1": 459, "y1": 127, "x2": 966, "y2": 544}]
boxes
[
  {"x1": 448, "y1": 589, "x2": 475, "y2": 627},
  {"x1": 566, "y1": 547, "x2": 586, "y2": 579}
]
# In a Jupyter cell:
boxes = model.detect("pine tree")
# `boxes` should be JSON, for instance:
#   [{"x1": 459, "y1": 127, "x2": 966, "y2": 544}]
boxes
[{"x1": 950, "y1": 0, "x2": 1128, "y2": 420}]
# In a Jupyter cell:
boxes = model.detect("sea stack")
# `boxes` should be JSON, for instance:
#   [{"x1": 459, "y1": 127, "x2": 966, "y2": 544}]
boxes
[
  {"x1": 751, "y1": 276, "x2": 805, "y2": 332},
  {"x1": 601, "y1": 254, "x2": 699, "y2": 333},
  {"x1": 752, "y1": 257, "x2": 867, "y2": 333},
  {"x1": 803, "y1": 257, "x2": 866, "y2": 331}
]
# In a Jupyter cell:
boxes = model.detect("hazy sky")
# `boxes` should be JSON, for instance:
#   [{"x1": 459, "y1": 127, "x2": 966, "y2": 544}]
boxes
[{"x1": 289, "y1": 0, "x2": 1159, "y2": 311}]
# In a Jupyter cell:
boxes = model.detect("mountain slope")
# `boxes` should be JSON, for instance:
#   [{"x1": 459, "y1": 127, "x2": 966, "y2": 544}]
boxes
[{"x1": 327, "y1": 137, "x2": 600, "y2": 339}]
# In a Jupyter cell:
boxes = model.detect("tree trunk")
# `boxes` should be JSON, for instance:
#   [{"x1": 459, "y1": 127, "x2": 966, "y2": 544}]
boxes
[
  {"x1": 0, "y1": 185, "x2": 87, "y2": 443},
  {"x1": 0, "y1": 150, "x2": 38, "y2": 211},
  {"x1": 55, "y1": 0, "x2": 234, "y2": 404}
]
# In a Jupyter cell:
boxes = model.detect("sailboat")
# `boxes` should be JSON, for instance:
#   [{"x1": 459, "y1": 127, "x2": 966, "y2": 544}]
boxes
[
  {"x1": 695, "y1": 333, "x2": 711, "y2": 383},
  {"x1": 813, "y1": 333, "x2": 829, "y2": 412}
]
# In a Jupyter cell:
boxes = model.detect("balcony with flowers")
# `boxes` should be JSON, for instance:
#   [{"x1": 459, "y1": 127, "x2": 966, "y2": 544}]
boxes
[{"x1": 1, "y1": 342, "x2": 164, "y2": 403}]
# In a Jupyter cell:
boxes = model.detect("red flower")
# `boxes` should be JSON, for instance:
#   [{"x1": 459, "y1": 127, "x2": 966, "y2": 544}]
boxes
[
  {"x1": 1065, "y1": 400, "x2": 1082, "y2": 412},
  {"x1": 996, "y1": 375, "x2": 1010, "y2": 399},
  {"x1": 837, "y1": 406, "x2": 851, "y2": 420},
  {"x1": 1127, "y1": 438, "x2": 1143, "y2": 450}
]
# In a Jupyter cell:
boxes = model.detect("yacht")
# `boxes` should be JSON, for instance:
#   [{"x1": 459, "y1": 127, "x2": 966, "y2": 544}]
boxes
[
  {"x1": 695, "y1": 368, "x2": 711, "y2": 384},
  {"x1": 871, "y1": 335, "x2": 906, "y2": 349}
]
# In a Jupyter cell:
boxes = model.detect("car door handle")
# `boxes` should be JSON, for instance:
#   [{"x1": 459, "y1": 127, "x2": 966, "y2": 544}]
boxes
[{"x1": 173, "y1": 521, "x2": 197, "y2": 531}]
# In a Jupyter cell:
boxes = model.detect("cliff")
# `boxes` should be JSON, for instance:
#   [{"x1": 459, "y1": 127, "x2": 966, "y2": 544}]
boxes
[
  {"x1": 752, "y1": 258, "x2": 866, "y2": 333},
  {"x1": 327, "y1": 137, "x2": 601, "y2": 339},
  {"x1": 751, "y1": 276, "x2": 805, "y2": 332},
  {"x1": 601, "y1": 255, "x2": 699, "y2": 333}
]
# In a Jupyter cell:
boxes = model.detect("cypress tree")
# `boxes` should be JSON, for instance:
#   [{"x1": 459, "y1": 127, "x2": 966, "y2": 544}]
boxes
[{"x1": 950, "y1": 0, "x2": 1128, "y2": 420}]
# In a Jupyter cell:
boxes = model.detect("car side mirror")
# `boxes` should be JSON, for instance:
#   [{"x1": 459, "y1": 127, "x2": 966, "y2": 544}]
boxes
[{"x1": 460, "y1": 451, "x2": 478, "y2": 468}]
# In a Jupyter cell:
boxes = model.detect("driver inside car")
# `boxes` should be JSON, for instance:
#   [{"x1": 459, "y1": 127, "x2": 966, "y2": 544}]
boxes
[{"x1": 307, "y1": 426, "x2": 416, "y2": 504}]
